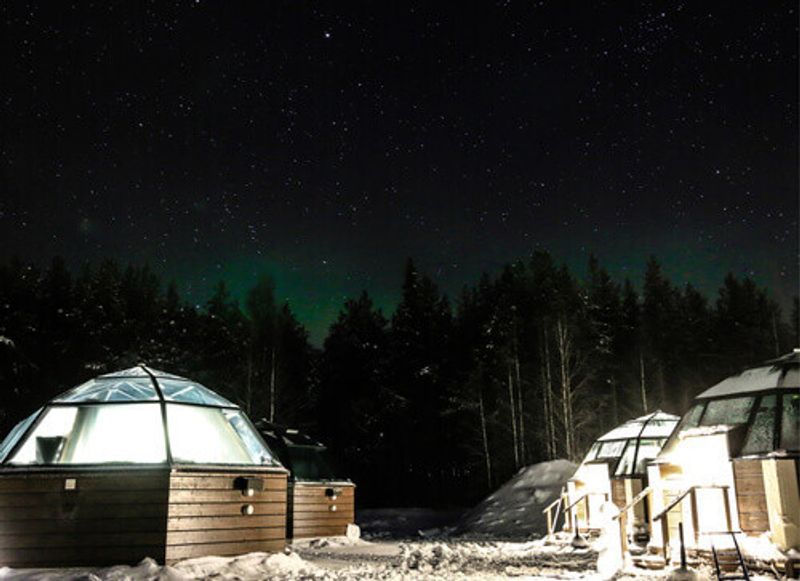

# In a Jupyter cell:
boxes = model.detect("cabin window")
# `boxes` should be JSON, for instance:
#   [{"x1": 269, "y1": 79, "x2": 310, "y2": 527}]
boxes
[
  {"x1": 634, "y1": 438, "x2": 666, "y2": 473},
  {"x1": 9, "y1": 404, "x2": 166, "y2": 464},
  {"x1": 781, "y1": 393, "x2": 799, "y2": 451},
  {"x1": 614, "y1": 440, "x2": 636, "y2": 476},
  {"x1": 167, "y1": 404, "x2": 275, "y2": 465},
  {"x1": 700, "y1": 397, "x2": 753, "y2": 427},
  {"x1": 741, "y1": 395, "x2": 777, "y2": 455},
  {"x1": 597, "y1": 440, "x2": 626, "y2": 459}
]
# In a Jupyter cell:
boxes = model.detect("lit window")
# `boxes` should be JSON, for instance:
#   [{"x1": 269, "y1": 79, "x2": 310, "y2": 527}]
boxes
[
  {"x1": 167, "y1": 404, "x2": 275, "y2": 465},
  {"x1": 10, "y1": 404, "x2": 166, "y2": 464}
]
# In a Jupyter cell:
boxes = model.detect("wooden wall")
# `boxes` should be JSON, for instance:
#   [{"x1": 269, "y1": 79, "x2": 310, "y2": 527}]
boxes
[
  {"x1": 165, "y1": 469, "x2": 287, "y2": 563},
  {"x1": 0, "y1": 469, "x2": 169, "y2": 567},
  {"x1": 732, "y1": 459, "x2": 769, "y2": 534},
  {"x1": 289, "y1": 482, "x2": 355, "y2": 539},
  {"x1": 0, "y1": 467, "x2": 288, "y2": 568}
]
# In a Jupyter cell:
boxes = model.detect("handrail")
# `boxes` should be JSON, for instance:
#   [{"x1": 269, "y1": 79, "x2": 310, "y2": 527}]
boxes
[
  {"x1": 652, "y1": 484, "x2": 732, "y2": 563},
  {"x1": 612, "y1": 485, "x2": 652, "y2": 521},
  {"x1": 653, "y1": 484, "x2": 728, "y2": 523},
  {"x1": 542, "y1": 491, "x2": 565, "y2": 538},
  {"x1": 564, "y1": 491, "x2": 593, "y2": 513}
]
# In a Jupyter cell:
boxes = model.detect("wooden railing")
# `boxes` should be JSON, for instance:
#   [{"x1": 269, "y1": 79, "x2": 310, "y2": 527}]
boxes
[
  {"x1": 542, "y1": 492, "x2": 565, "y2": 538},
  {"x1": 562, "y1": 490, "x2": 609, "y2": 534},
  {"x1": 611, "y1": 485, "x2": 653, "y2": 553},
  {"x1": 652, "y1": 484, "x2": 732, "y2": 563}
]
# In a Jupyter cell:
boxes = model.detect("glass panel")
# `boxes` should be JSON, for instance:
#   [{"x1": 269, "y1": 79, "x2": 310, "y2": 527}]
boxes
[
  {"x1": 680, "y1": 404, "x2": 705, "y2": 431},
  {"x1": 742, "y1": 395, "x2": 777, "y2": 455},
  {"x1": 582, "y1": 442, "x2": 600, "y2": 463},
  {"x1": 781, "y1": 393, "x2": 800, "y2": 451},
  {"x1": 53, "y1": 379, "x2": 158, "y2": 403},
  {"x1": 224, "y1": 410, "x2": 278, "y2": 466},
  {"x1": 634, "y1": 438, "x2": 666, "y2": 473},
  {"x1": 641, "y1": 419, "x2": 679, "y2": 439},
  {"x1": 98, "y1": 366, "x2": 184, "y2": 380},
  {"x1": 597, "y1": 440, "x2": 626, "y2": 459},
  {"x1": 615, "y1": 440, "x2": 636, "y2": 476},
  {"x1": 10, "y1": 404, "x2": 166, "y2": 464},
  {"x1": 0, "y1": 410, "x2": 40, "y2": 462},
  {"x1": 167, "y1": 404, "x2": 275, "y2": 465},
  {"x1": 158, "y1": 379, "x2": 235, "y2": 407},
  {"x1": 288, "y1": 446, "x2": 343, "y2": 481},
  {"x1": 699, "y1": 397, "x2": 754, "y2": 427}
]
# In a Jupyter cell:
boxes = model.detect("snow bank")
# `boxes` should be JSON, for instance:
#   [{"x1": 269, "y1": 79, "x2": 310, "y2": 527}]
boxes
[
  {"x1": 455, "y1": 459, "x2": 577, "y2": 539},
  {"x1": 0, "y1": 553, "x2": 318, "y2": 581}
]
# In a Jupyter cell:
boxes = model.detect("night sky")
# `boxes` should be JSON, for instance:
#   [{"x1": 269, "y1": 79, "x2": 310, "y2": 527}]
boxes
[{"x1": 2, "y1": 2, "x2": 798, "y2": 344}]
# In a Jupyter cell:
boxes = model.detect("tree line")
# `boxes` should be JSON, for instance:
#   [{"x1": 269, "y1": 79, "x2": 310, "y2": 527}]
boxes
[{"x1": 0, "y1": 254, "x2": 796, "y2": 506}]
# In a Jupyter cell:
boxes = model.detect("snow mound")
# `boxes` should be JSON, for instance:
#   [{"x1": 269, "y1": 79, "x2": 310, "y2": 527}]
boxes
[
  {"x1": 455, "y1": 459, "x2": 577, "y2": 539},
  {"x1": 0, "y1": 553, "x2": 318, "y2": 581},
  {"x1": 173, "y1": 551, "x2": 318, "y2": 579}
]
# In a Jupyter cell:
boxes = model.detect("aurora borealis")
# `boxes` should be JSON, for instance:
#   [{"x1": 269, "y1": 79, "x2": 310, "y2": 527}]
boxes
[{"x1": 2, "y1": 2, "x2": 797, "y2": 344}]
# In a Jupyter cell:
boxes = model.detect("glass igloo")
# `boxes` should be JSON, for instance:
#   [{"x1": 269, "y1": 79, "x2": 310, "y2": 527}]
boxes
[
  {"x1": 580, "y1": 410, "x2": 680, "y2": 478},
  {"x1": 0, "y1": 365, "x2": 279, "y2": 468}
]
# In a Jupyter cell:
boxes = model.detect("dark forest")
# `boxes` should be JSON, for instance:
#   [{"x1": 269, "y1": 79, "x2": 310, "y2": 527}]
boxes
[{"x1": 0, "y1": 254, "x2": 796, "y2": 507}]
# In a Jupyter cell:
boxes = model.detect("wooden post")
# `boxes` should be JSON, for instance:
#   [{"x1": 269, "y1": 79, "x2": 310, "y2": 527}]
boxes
[
  {"x1": 585, "y1": 494, "x2": 591, "y2": 530},
  {"x1": 546, "y1": 506, "x2": 553, "y2": 537},
  {"x1": 661, "y1": 516, "x2": 671, "y2": 563},
  {"x1": 721, "y1": 486, "x2": 732, "y2": 532},
  {"x1": 690, "y1": 488, "x2": 699, "y2": 544},
  {"x1": 619, "y1": 509, "x2": 629, "y2": 554}
]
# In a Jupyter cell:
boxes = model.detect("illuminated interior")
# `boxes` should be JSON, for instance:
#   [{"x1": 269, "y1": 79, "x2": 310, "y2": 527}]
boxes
[{"x1": 0, "y1": 366, "x2": 280, "y2": 467}]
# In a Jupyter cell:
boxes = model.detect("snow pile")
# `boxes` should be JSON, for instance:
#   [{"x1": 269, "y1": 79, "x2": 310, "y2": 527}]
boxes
[
  {"x1": 173, "y1": 551, "x2": 319, "y2": 579},
  {"x1": 293, "y1": 535, "x2": 370, "y2": 549},
  {"x1": 455, "y1": 459, "x2": 577, "y2": 539},
  {"x1": 0, "y1": 557, "x2": 182, "y2": 581},
  {"x1": 398, "y1": 538, "x2": 594, "y2": 574},
  {"x1": 0, "y1": 553, "x2": 319, "y2": 581}
]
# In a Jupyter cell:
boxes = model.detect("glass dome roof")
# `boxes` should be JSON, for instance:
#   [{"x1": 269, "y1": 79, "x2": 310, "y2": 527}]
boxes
[
  {"x1": 579, "y1": 411, "x2": 680, "y2": 478},
  {"x1": 0, "y1": 366, "x2": 281, "y2": 468}
]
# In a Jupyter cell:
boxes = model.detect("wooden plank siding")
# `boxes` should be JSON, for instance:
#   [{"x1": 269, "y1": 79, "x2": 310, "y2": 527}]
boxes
[
  {"x1": 611, "y1": 479, "x2": 626, "y2": 509},
  {"x1": 0, "y1": 467, "x2": 288, "y2": 567},
  {"x1": 733, "y1": 459, "x2": 770, "y2": 534},
  {"x1": 164, "y1": 469, "x2": 288, "y2": 563},
  {"x1": 289, "y1": 482, "x2": 355, "y2": 539},
  {"x1": 0, "y1": 469, "x2": 170, "y2": 567}
]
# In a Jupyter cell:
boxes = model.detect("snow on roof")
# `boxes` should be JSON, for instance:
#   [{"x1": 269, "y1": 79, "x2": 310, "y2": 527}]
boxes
[
  {"x1": 596, "y1": 411, "x2": 679, "y2": 442},
  {"x1": 696, "y1": 349, "x2": 800, "y2": 400}
]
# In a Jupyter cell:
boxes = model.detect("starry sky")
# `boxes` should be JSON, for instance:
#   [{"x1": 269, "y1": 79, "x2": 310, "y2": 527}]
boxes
[{"x1": 2, "y1": 2, "x2": 798, "y2": 344}]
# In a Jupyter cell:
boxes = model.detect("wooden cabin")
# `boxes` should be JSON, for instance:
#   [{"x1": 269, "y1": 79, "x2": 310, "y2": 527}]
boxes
[
  {"x1": 563, "y1": 411, "x2": 679, "y2": 537},
  {"x1": 646, "y1": 350, "x2": 799, "y2": 564},
  {"x1": 0, "y1": 366, "x2": 289, "y2": 567},
  {"x1": 257, "y1": 422, "x2": 355, "y2": 540}
]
